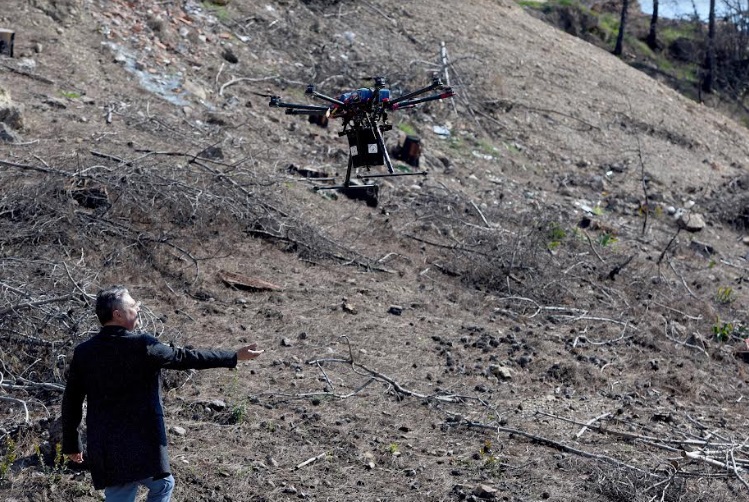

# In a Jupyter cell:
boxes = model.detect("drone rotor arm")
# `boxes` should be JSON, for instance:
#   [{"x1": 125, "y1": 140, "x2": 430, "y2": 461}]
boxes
[
  {"x1": 271, "y1": 100, "x2": 331, "y2": 112},
  {"x1": 285, "y1": 109, "x2": 330, "y2": 116},
  {"x1": 388, "y1": 77, "x2": 445, "y2": 106},
  {"x1": 389, "y1": 88, "x2": 455, "y2": 110},
  {"x1": 309, "y1": 90, "x2": 345, "y2": 107}
]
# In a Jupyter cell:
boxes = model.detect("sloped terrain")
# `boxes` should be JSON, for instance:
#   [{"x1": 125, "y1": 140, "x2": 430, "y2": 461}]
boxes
[{"x1": 3, "y1": 0, "x2": 749, "y2": 501}]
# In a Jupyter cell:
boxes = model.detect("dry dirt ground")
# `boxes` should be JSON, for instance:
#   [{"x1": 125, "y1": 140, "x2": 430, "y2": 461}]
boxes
[{"x1": 4, "y1": 0, "x2": 749, "y2": 501}]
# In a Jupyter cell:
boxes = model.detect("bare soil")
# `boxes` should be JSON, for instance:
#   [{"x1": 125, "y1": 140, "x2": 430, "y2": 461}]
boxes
[{"x1": 3, "y1": 0, "x2": 749, "y2": 501}]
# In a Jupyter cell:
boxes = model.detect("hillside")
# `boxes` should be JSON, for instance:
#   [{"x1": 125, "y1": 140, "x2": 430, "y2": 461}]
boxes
[{"x1": 2, "y1": 0, "x2": 749, "y2": 500}]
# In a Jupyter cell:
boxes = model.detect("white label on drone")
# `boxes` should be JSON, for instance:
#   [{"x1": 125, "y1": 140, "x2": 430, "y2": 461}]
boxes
[
  {"x1": 368, "y1": 144, "x2": 378, "y2": 154},
  {"x1": 350, "y1": 146, "x2": 358, "y2": 156}
]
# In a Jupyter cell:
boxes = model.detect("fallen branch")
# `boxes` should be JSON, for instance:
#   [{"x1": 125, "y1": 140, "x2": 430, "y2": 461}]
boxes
[
  {"x1": 294, "y1": 452, "x2": 327, "y2": 470},
  {"x1": 0, "y1": 396, "x2": 29, "y2": 424},
  {"x1": 0, "y1": 294, "x2": 75, "y2": 317},
  {"x1": 219, "y1": 75, "x2": 279, "y2": 97},
  {"x1": 575, "y1": 412, "x2": 611, "y2": 439}
]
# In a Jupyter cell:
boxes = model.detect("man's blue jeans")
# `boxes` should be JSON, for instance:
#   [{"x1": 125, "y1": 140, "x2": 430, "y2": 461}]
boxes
[{"x1": 104, "y1": 474, "x2": 175, "y2": 502}]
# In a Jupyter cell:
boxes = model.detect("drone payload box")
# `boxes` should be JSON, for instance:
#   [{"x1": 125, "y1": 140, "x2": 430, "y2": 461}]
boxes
[
  {"x1": 0, "y1": 29, "x2": 14, "y2": 57},
  {"x1": 347, "y1": 128, "x2": 384, "y2": 168}
]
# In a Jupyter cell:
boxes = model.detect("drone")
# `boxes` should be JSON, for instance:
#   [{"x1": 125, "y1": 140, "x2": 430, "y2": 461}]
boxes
[{"x1": 268, "y1": 76, "x2": 455, "y2": 206}]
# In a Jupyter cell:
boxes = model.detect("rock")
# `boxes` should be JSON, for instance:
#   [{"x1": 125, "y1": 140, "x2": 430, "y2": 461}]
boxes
[
  {"x1": 198, "y1": 145, "x2": 224, "y2": 160},
  {"x1": 0, "y1": 122, "x2": 18, "y2": 143},
  {"x1": 676, "y1": 212, "x2": 706, "y2": 232},
  {"x1": 208, "y1": 399, "x2": 226, "y2": 411},
  {"x1": 170, "y1": 425, "x2": 186, "y2": 436},
  {"x1": 487, "y1": 364, "x2": 513, "y2": 380},
  {"x1": 388, "y1": 305, "x2": 403, "y2": 315},
  {"x1": 689, "y1": 240, "x2": 714, "y2": 257},
  {"x1": 342, "y1": 302, "x2": 357, "y2": 314},
  {"x1": 222, "y1": 47, "x2": 239, "y2": 64},
  {"x1": 183, "y1": 79, "x2": 208, "y2": 101},
  {"x1": 473, "y1": 484, "x2": 498, "y2": 500},
  {"x1": 43, "y1": 97, "x2": 67, "y2": 109},
  {"x1": 0, "y1": 88, "x2": 24, "y2": 130},
  {"x1": 281, "y1": 338, "x2": 292, "y2": 347}
]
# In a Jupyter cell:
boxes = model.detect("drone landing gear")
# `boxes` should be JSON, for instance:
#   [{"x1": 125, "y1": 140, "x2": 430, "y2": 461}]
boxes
[{"x1": 314, "y1": 126, "x2": 427, "y2": 207}]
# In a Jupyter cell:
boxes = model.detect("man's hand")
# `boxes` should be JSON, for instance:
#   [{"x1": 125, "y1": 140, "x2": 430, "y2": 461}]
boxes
[
  {"x1": 237, "y1": 343, "x2": 264, "y2": 361},
  {"x1": 67, "y1": 452, "x2": 84, "y2": 464}
]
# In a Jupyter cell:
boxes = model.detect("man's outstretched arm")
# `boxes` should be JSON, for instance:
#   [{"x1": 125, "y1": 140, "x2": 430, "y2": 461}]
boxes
[{"x1": 146, "y1": 338, "x2": 263, "y2": 370}]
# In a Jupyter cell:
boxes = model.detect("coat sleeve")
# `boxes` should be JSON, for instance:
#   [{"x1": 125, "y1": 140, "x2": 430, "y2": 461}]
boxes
[
  {"x1": 61, "y1": 352, "x2": 85, "y2": 454},
  {"x1": 144, "y1": 336, "x2": 238, "y2": 370}
]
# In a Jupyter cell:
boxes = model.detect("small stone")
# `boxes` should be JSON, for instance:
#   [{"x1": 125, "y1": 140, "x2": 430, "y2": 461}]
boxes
[
  {"x1": 473, "y1": 484, "x2": 498, "y2": 500},
  {"x1": 388, "y1": 305, "x2": 403, "y2": 315},
  {"x1": 281, "y1": 338, "x2": 292, "y2": 347},
  {"x1": 171, "y1": 426, "x2": 186, "y2": 436},
  {"x1": 209, "y1": 399, "x2": 226, "y2": 411}
]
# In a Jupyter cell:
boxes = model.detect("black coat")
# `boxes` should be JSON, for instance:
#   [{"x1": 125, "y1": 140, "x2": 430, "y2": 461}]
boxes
[{"x1": 61, "y1": 325, "x2": 237, "y2": 489}]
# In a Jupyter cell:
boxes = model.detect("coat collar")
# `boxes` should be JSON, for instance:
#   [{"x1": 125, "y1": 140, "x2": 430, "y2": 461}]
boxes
[{"x1": 100, "y1": 325, "x2": 129, "y2": 336}]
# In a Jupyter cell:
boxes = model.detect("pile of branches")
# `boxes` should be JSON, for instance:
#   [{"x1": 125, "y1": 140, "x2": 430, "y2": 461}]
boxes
[{"x1": 0, "y1": 146, "x2": 382, "y2": 435}]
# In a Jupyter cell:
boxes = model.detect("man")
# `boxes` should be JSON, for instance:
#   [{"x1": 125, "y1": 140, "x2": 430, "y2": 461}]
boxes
[{"x1": 62, "y1": 285, "x2": 263, "y2": 501}]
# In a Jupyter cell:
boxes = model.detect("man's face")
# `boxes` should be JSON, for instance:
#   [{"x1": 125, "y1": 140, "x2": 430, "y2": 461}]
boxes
[{"x1": 112, "y1": 292, "x2": 141, "y2": 330}]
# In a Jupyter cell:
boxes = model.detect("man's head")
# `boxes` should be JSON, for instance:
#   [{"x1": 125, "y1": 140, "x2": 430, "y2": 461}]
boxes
[{"x1": 96, "y1": 285, "x2": 140, "y2": 330}]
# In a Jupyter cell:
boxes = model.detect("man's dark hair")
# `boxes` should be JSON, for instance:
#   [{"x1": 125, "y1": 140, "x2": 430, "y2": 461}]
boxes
[{"x1": 96, "y1": 285, "x2": 129, "y2": 325}]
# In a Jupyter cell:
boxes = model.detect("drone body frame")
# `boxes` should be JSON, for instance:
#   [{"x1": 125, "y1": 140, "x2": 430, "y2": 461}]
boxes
[{"x1": 269, "y1": 76, "x2": 455, "y2": 206}]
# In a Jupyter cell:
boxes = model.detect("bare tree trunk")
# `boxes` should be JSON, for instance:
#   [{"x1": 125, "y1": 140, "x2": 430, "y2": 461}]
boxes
[
  {"x1": 647, "y1": 0, "x2": 659, "y2": 50},
  {"x1": 614, "y1": 0, "x2": 630, "y2": 56},
  {"x1": 702, "y1": 0, "x2": 717, "y2": 93}
]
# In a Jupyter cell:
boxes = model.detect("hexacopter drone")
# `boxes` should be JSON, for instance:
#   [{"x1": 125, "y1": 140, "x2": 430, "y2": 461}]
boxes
[{"x1": 268, "y1": 76, "x2": 455, "y2": 206}]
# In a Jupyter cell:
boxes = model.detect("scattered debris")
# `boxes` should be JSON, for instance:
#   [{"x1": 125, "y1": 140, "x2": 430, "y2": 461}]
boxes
[{"x1": 218, "y1": 270, "x2": 282, "y2": 291}]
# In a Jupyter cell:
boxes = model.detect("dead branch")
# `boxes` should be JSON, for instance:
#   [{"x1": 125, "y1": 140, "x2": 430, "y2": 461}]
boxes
[
  {"x1": 0, "y1": 158, "x2": 73, "y2": 176},
  {"x1": 0, "y1": 62, "x2": 54, "y2": 84},
  {"x1": 306, "y1": 337, "x2": 474, "y2": 403},
  {"x1": 0, "y1": 396, "x2": 29, "y2": 424},
  {"x1": 582, "y1": 230, "x2": 605, "y2": 263},
  {"x1": 576, "y1": 412, "x2": 612, "y2": 439},
  {"x1": 1, "y1": 380, "x2": 65, "y2": 392},
  {"x1": 455, "y1": 416, "x2": 654, "y2": 475},
  {"x1": 219, "y1": 75, "x2": 280, "y2": 97},
  {"x1": 294, "y1": 452, "x2": 328, "y2": 470},
  {"x1": 682, "y1": 450, "x2": 746, "y2": 472},
  {"x1": 0, "y1": 293, "x2": 76, "y2": 317}
]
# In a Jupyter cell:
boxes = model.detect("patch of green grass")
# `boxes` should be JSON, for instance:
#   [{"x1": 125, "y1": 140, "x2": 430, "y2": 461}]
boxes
[
  {"x1": 60, "y1": 90, "x2": 81, "y2": 99},
  {"x1": 446, "y1": 136, "x2": 464, "y2": 152},
  {"x1": 477, "y1": 139, "x2": 497, "y2": 154},
  {"x1": 598, "y1": 232, "x2": 617, "y2": 247},
  {"x1": 547, "y1": 223, "x2": 567, "y2": 251},
  {"x1": 202, "y1": 1, "x2": 231, "y2": 22},
  {"x1": 0, "y1": 437, "x2": 16, "y2": 484},
  {"x1": 517, "y1": 0, "x2": 546, "y2": 8},
  {"x1": 397, "y1": 122, "x2": 417, "y2": 136},
  {"x1": 660, "y1": 25, "x2": 700, "y2": 47},
  {"x1": 715, "y1": 286, "x2": 735, "y2": 305},
  {"x1": 230, "y1": 403, "x2": 247, "y2": 424},
  {"x1": 598, "y1": 13, "x2": 619, "y2": 37}
]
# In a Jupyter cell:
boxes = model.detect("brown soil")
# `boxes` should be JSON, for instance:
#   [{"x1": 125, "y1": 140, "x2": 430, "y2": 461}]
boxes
[{"x1": 2, "y1": 0, "x2": 749, "y2": 501}]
